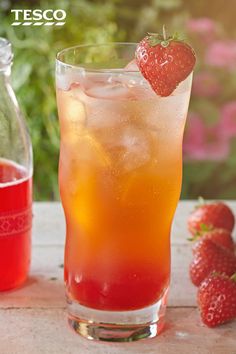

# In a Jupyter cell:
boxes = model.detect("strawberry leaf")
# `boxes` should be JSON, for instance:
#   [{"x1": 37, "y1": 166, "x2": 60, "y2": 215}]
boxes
[
  {"x1": 147, "y1": 36, "x2": 163, "y2": 47},
  {"x1": 188, "y1": 237, "x2": 195, "y2": 241},
  {"x1": 199, "y1": 223, "x2": 213, "y2": 232},
  {"x1": 211, "y1": 271, "x2": 222, "y2": 277},
  {"x1": 189, "y1": 230, "x2": 202, "y2": 241},
  {"x1": 172, "y1": 31, "x2": 185, "y2": 41},
  {"x1": 230, "y1": 273, "x2": 236, "y2": 282}
]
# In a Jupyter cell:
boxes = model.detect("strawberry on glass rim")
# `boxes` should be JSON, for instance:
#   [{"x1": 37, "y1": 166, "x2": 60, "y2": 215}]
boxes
[{"x1": 135, "y1": 26, "x2": 196, "y2": 97}]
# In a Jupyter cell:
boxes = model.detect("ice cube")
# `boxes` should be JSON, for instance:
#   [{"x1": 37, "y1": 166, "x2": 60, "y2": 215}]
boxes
[
  {"x1": 60, "y1": 88, "x2": 86, "y2": 124},
  {"x1": 57, "y1": 86, "x2": 88, "y2": 145},
  {"x1": 80, "y1": 79, "x2": 134, "y2": 131},
  {"x1": 83, "y1": 133, "x2": 111, "y2": 167},
  {"x1": 61, "y1": 132, "x2": 111, "y2": 171},
  {"x1": 84, "y1": 73, "x2": 155, "y2": 102},
  {"x1": 85, "y1": 82, "x2": 131, "y2": 100},
  {"x1": 121, "y1": 126, "x2": 151, "y2": 171},
  {"x1": 107, "y1": 126, "x2": 151, "y2": 172},
  {"x1": 129, "y1": 84, "x2": 157, "y2": 100},
  {"x1": 79, "y1": 72, "x2": 111, "y2": 90},
  {"x1": 56, "y1": 68, "x2": 86, "y2": 91},
  {"x1": 66, "y1": 94, "x2": 86, "y2": 124}
]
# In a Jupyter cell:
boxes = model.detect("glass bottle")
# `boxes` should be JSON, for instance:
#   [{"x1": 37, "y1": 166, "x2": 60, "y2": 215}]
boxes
[{"x1": 0, "y1": 37, "x2": 33, "y2": 291}]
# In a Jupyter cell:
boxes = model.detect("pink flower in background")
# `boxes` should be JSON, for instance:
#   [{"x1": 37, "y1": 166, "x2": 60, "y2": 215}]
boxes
[
  {"x1": 187, "y1": 18, "x2": 217, "y2": 43},
  {"x1": 192, "y1": 71, "x2": 221, "y2": 97},
  {"x1": 205, "y1": 41, "x2": 236, "y2": 70},
  {"x1": 184, "y1": 113, "x2": 230, "y2": 161},
  {"x1": 220, "y1": 101, "x2": 236, "y2": 138},
  {"x1": 184, "y1": 113, "x2": 206, "y2": 160},
  {"x1": 201, "y1": 125, "x2": 230, "y2": 160}
]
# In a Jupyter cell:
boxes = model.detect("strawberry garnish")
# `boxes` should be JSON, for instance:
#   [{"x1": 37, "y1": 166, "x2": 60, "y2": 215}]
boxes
[
  {"x1": 188, "y1": 200, "x2": 235, "y2": 235},
  {"x1": 135, "y1": 26, "x2": 196, "y2": 97},
  {"x1": 190, "y1": 239, "x2": 236, "y2": 286},
  {"x1": 197, "y1": 273, "x2": 236, "y2": 327},
  {"x1": 191, "y1": 228, "x2": 235, "y2": 254}
]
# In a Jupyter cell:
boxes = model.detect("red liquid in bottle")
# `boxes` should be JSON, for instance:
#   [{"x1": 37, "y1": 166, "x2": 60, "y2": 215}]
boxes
[{"x1": 0, "y1": 159, "x2": 32, "y2": 291}]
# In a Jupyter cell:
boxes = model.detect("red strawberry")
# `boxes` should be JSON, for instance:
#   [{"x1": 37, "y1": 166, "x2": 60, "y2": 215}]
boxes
[
  {"x1": 197, "y1": 273, "x2": 236, "y2": 327},
  {"x1": 188, "y1": 201, "x2": 235, "y2": 235},
  {"x1": 135, "y1": 27, "x2": 196, "y2": 97},
  {"x1": 190, "y1": 239, "x2": 236, "y2": 286},
  {"x1": 191, "y1": 228, "x2": 235, "y2": 254}
]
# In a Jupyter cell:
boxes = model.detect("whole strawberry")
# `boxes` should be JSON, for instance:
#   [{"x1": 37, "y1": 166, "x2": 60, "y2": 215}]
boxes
[
  {"x1": 191, "y1": 228, "x2": 235, "y2": 254},
  {"x1": 198, "y1": 273, "x2": 236, "y2": 327},
  {"x1": 190, "y1": 239, "x2": 236, "y2": 286},
  {"x1": 135, "y1": 27, "x2": 196, "y2": 96},
  {"x1": 188, "y1": 201, "x2": 235, "y2": 235}
]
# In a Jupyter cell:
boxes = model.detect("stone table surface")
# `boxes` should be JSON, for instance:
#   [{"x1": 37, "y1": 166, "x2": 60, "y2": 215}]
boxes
[{"x1": 0, "y1": 201, "x2": 236, "y2": 354}]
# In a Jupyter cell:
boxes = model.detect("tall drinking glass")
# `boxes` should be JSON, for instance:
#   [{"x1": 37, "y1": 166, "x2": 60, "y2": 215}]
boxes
[{"x1": 56, "y1": 43, "x2": 192, "y2": 342}]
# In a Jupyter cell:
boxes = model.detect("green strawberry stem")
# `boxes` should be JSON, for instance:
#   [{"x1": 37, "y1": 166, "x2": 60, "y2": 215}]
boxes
[
  {"x1": 163, "y1": 25, "x2": 167, "y2": 41},
  {"x1": 199, "y1": 223, "x2": 213, "y2": 232},
  {"x1": 198, "y1": 196, "x2": 206, "y2": 206},
  {"x1": 211, "y1": 272, "x2": 236, "y2": 281},
  {"x1": 147, "y1": 27, "x2": 185, "y2": 48},
  {"x1": 160, "y1": 25, "x2": 169, "y2": 47},
  {"x1": 188, "y1": 223, "x2": 213, "y2": 242},
  {"x1": 194, "y1": 196, "x2": 205, "y2": 210},
  {"x1": 230, "y1": 273, "x2": 236, "y2": 282}
]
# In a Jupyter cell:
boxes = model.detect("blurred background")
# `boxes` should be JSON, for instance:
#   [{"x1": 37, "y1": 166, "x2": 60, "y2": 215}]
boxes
[{"x1": 1, "y1": 0, "x2": 236, "y2": 200}]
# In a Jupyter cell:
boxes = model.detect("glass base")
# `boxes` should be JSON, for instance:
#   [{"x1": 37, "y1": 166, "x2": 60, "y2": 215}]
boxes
[{"x1": 67, "y1": 287, "x2": 168, "y2": 342}]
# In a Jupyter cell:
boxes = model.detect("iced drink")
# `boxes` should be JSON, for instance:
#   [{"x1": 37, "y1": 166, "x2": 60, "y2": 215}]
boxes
[{"x1": 56, "y1": 42, "x2": 194, "y2": 341}]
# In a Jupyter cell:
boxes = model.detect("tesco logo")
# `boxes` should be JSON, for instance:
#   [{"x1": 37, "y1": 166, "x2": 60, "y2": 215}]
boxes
[{"x1": 11, "y1": 9, "x2": 66, "y2": 26}]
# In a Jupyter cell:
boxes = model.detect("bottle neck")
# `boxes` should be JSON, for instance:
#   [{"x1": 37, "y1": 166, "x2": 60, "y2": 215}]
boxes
[
  {"x1": 0, "y1": 64, "x2": 18, "y2": 118},
  {"x1": 0, "y1": 38, "x2": 13, "y2": 78},
  {"x1": 0, "y1": 66, "x2": 11, "y2": 89}
]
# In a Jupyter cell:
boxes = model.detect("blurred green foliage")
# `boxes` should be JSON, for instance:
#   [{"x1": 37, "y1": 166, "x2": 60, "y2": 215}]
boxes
[{"x1": 1, "y1": 0, "x2": 236, "y2": 200}]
